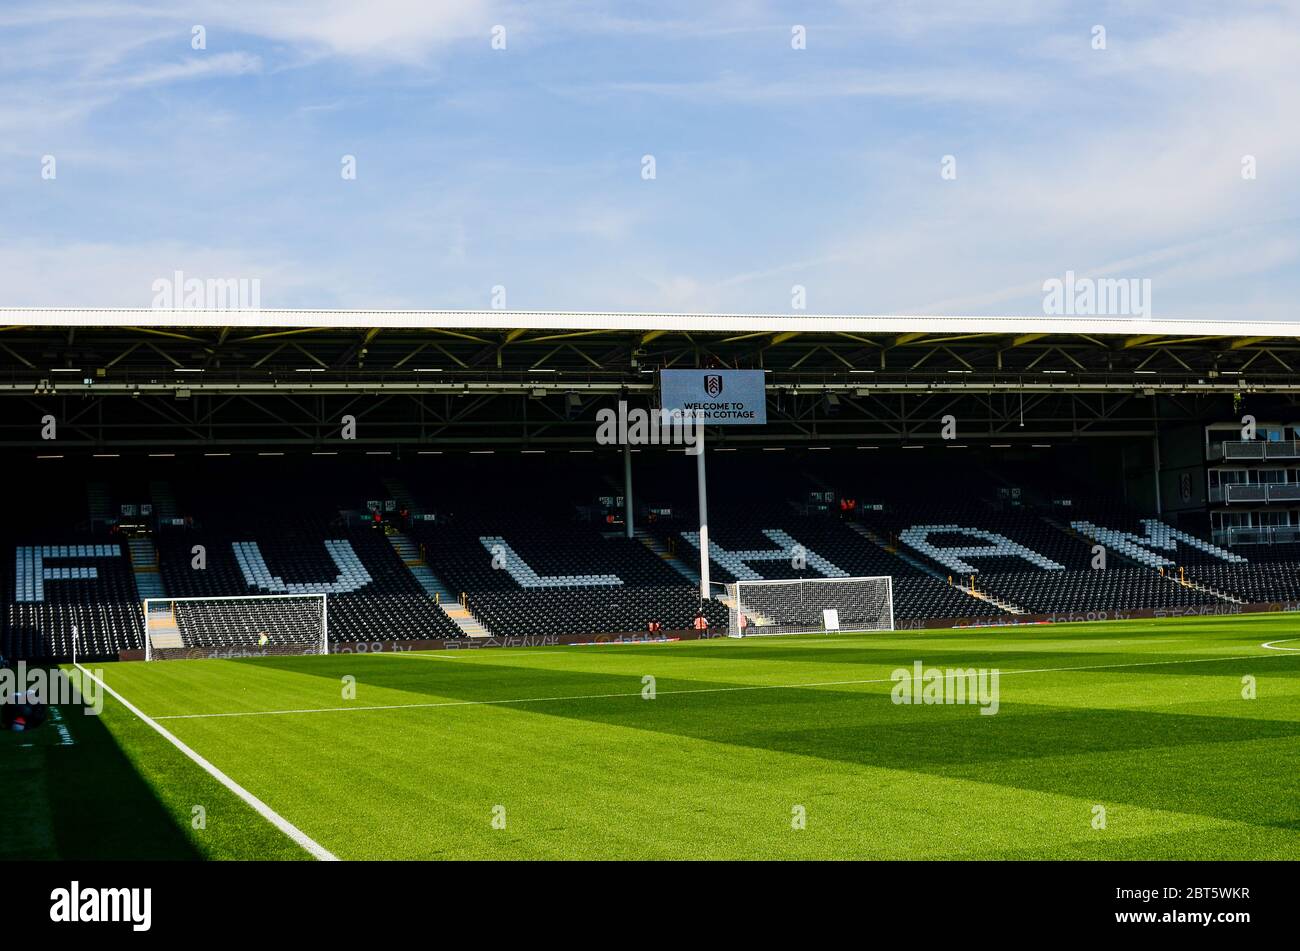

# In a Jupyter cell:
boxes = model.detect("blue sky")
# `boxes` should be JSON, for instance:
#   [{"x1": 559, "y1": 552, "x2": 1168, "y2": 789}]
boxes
[{"x1": 2, "y1": 1, "x2": 1297, "y2": 317}]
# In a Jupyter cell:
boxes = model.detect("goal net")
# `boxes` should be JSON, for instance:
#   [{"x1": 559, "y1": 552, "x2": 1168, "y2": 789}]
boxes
[
  {"x1": 143, "y1": 594, "x2": 328, "y2": 660},
  {"x1": 725, "y1": 576, "x2": 893, "y2": 637}
]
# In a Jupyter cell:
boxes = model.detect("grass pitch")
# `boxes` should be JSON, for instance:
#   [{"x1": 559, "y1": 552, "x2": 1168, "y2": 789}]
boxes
[{"x1": 5, "y1": 613, "x2": 1300, "y2": 860}]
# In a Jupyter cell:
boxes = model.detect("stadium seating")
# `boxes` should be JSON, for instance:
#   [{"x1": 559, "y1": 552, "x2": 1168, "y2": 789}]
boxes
[
  {"x1": 161, "y1": 596, "x2": 326, "y2": 652},
  {"x1": 6, "y1": 452, "x2": 1300, "y2": 661},
  {"x1": 412, "y1": 517, "x2": 729, "y2": 636},
  {"x1": 1185, "y1": 544, "x2": 1300, "y2": 603},
  {"x1": 156, "y1": 522, "x2": 465, "y2": 644},
  {"x1": 4, "y1": 537, "x2": 144, "y2": 659},
  {"x1": 859, "y1": 503, "x2": 1227, "y2": 614},
  {"x1": 654, "y1": 504, "x2": 1006, "y2": 621}
]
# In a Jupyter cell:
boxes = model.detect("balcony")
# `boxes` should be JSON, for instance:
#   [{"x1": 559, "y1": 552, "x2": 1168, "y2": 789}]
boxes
[
  {"x1": 1227, "y1": 485, "x2": 1267, "y2": 503},
  {"x1": 1212, "y1": 525, "x2": 1300, "y2": 547},
  {"x1": 1209, "y1": 482, "x2": 1300, "y2": 504},
  {"x1": 1208, "y1": 439, "x2": 1300, "y2": 461}
]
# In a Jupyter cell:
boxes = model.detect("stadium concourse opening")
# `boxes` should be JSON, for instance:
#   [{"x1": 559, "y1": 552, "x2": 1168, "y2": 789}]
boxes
[{"x1": 5, "y1": 312, "x2": 1300, "y2": 660}]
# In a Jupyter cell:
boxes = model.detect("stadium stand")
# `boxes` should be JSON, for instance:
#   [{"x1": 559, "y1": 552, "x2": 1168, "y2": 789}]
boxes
[{"x1": 3, "y1": 450, "x2": 1295, "y2": 660}]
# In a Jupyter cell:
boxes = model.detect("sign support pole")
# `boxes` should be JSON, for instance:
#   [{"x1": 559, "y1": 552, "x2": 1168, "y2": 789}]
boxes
[
  {"x1": 623, "y1": 439, "x2": 634, "y2": 539},
  {"x1": 696, "y1": 425, "x2": 710, "y2": 600}
]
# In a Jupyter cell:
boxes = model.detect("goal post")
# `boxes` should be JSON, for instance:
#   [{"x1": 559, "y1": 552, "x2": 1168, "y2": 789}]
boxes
[
  {"x1": 142, "y1": 593, "x2": 328, "y2": 660},
  {"x1": 725, "y1": 576, "x2": 893, "y2": 637}
]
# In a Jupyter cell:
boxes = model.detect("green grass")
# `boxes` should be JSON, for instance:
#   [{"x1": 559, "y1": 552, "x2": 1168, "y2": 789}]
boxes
[{"x1": 5, "y1": 612, "x2": 1300, "y2": 859}]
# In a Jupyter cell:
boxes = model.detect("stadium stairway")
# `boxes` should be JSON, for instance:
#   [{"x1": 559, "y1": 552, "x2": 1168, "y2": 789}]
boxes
[
  {"x1": 1174, "y1": 574, "x2": 1246, "y2": 605},
  {"x1": 144, "y1": 603, "x2": 183, "y2": 651},
  {"x1": 382, "y1": 478, "x2": 420, "y2": 516},
  {"x1": 386, "y1": 531, "x2": 492, "y2": 637},
  {"x1": 87, "y1": 482, "x2": 113, "y2": 523},
  {"x1": 388, "y1": 530, "x2": 422, "y2": 567},
  {"x1": 441, "y1": 601, "x2": 491, "y2": 637},
  {"x1": 634, "y1": 527, "x2": 701, "y2": 587},
  {"x1": 128, "y1": 536, "x2": 167, "y2": 601},
  {"x1": 846, "y1": 521, "x2": 1027, "y2": 615},
  {"x1": 800, "y1": 470, "x2": 837, "y2": 505},
  {"x1": 962, "y1": 579, "x2": 1026, "y2": 615},
  {"x1": 149, "y1": 480, "x2": 179, "y2": 520}
]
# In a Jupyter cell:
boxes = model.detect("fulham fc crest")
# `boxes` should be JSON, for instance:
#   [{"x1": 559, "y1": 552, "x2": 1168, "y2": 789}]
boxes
[{"x1": 704, "y1": 374, "x2": 723, "y2": 397}]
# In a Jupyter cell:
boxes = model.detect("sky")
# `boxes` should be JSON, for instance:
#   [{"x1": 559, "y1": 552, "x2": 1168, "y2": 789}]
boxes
[{"x1": 1, "y1": 0, "x2": 1297, "y2": 318}]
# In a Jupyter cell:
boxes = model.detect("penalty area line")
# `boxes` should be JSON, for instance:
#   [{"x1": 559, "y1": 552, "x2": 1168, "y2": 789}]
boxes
[
  {"x1": 150, "y1": 649, "x2": 1293, "y2": 722},
  {"x1": 74, "y1": 664, "x2": 338, "y2": 862}
]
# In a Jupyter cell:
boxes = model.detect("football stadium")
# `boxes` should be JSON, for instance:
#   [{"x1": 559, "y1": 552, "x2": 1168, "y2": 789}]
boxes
[
  {"x1": 3, "y1": 311, "x2": 1299, "y2": 867},
  {"x1": 4, "y1": 4, "x2": 1297, "y2": 931}
]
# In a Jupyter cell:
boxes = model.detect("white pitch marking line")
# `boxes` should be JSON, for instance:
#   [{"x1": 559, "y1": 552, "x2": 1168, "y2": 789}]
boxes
[
  {"x1": 152, "y1": 650, "x2": 1295, "y2": 722},
  {"x1": 75, "y1": 664, "x2": 338, "y2": 861},
  {"x1": 1262, "y1": 638, "x2": 1300, "y2": 652}
]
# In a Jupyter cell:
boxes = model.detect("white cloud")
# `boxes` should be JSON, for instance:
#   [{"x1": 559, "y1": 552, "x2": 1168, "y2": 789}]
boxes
[
  {"x1": 208, "y1": 0, "x2": 504, "y2": 63},
  {"x1": 99, "y1": 51, "x2": 262, "y2": 89}
]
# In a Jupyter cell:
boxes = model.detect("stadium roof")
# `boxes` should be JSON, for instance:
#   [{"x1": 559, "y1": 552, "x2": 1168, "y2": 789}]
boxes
[
  {"x1": 5, "y1": 308, "x2": 1300, "y2": 395},
  {"x1": 4, "y1": 308, "x2": 1299, "y2": 450},
  {"x1": 3, "y1": 307, "x2": 1300, "y2": 339}
]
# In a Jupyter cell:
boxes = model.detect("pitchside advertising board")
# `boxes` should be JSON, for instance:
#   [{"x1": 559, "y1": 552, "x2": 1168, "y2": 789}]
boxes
[{"x1": 658, "y1": 369, "x2": 767, "y2": 425}]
